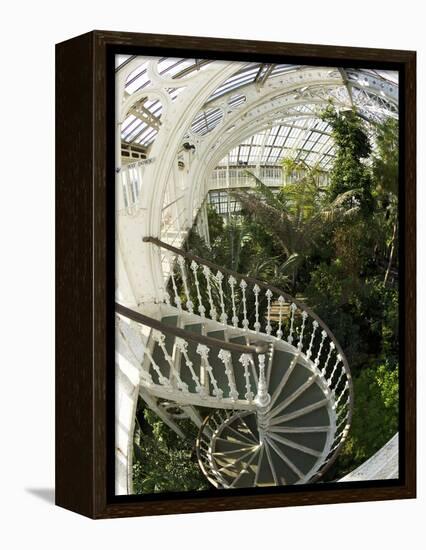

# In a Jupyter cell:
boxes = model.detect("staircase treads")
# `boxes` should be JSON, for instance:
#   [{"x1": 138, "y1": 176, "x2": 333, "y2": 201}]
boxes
[
  {"x1": 205, "y1": 330, "x2": 232, "y2": 399},
  {"x1": 271, "y1": 360, "x2": 313, "y2": 407},
  {"x1": 269, "y1": 441, "x2": 319, "y2": 477},
  {"x1": 264, "y1": 440, "x2": 300, "y2": 485},
  {"x1": 213, "y1": 451, "x2": 258, "y2": 488},
  {"x1": 228, "y1": 336, "x2": 251, "y2": 398},
  {"x1": 150, "y1": 316, "x2": 178, "y2": 385},
  {"x1": 254, "y1": 445, "x2": 276, "y2": 486},
  {"x1": 268, "y1": 430, "x2": 328, "y2": 454},
  {"x1": 276, "y1": 380, "x2": 327, "y2": 417},
  {"x1": 240, "y1": 413, "x2": 259, "y2": 441},
  {"x1": 280, "y1": 406, "x2": 330, "y2": 428},
  {"x1": 267, "y1": 349, "x2": 297, "y2": 396},
  {"x1": 214, "y1": 437, "x2": 256, "y2": 455},
  {"x1": 178, "y1": 323, "x2": 203, "y2": 393},
  {"x1": 233, "y1": 416, "x2": 259, "y2": 443}
]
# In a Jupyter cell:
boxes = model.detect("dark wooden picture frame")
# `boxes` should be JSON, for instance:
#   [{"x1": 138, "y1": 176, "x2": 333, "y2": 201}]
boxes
[{"x1": 56, "y1": 30, "x2": 416, "y2": 519}]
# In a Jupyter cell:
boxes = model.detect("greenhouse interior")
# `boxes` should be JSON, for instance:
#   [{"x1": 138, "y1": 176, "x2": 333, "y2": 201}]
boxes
[{"x1": 115, "y1": 56, "x2": 400, "y2": 495}]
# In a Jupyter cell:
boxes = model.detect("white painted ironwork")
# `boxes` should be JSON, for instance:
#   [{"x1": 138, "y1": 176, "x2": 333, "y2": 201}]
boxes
[
  {"x1": 190, "y1": 260, "x2": 206, "y2": 318},
  {"x1": 218, "y1": 349, "x2": 239, "y2": 401},
  {"x1": 239, "y1": 353, "x2": 254, "y2": 403},
  {"x1": 203, "y1": 265, "x2": 218, "y2": 321},
  {"x1": 177, "y1": 255, "x2": 194, "y2": 313},
  {"x1": 240, "y1": 279, "x2": 249, "y2": 330},
  {"x1": 175, "y1": 337, "x2": 205, "y2": 397},
  {"x1": 287, "y1": 302, "x2": 297, "y2": 344},
  {"x1": 228, "y1": 275, "x2": 239, "y2": 328},
  {"x1": 152, "y1": 330, "x2": 189, "y2": 394},
  {"x1": 197, "y1": 344, "x2": 223, "y2": 399},
  {"x1": 253, "y1": 284, "x2": 261, "y2": 333},
  {"x1": 265, "y1": 289, "x2": 273, "y2": 336},
  {"x1": 276, "y1": 295, "x2": 285, "y2": 339},
  {"x1": 306, "y1": 320, "x2": 319, "y2": 359},
  {"x1": 216, "y1": 271, "x2": 228, "y2": 324}
]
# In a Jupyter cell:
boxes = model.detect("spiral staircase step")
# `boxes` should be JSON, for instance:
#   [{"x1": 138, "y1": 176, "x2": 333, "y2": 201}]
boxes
[
  {"x1": 135, "y1": 304, "x2": 347, "y2": 489},
  {"x1": 269, "y1": 355, "x2": 313, "y2": 409},
  {"x1": 271, "y1": 381, "x2": 328, "y2": 419},
  {"x1": 278, "y1": 406, "x2": 331, "y2": 428},
  {"x1": 268, "y1": 436, "x2": 320, "y2": 475},
  {"x1": 268, "y1": 430, "x2": 328, "y2": 454},
  {"x1": 264, "y1": 437, "x2": 303, "y2": 484},
  {"x1": 266, "y1": 349, "x2": 297, "y2": 398},
  {"x1": 254, "y1": 445, "x2": 275, "y2": 486}
]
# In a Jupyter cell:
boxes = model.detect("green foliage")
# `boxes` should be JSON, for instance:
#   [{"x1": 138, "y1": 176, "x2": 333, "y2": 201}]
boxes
[
  {"x1": 132, "y1": 403, "x2": 209, "y2": 494},
  {"x1": 372, "y1": 118, "x2": 399, "y2": 197},
  {"x1": 321, "y1": 105, "x2": 374, "y2": 214},
  {"x1": 135, "y1": 108, "x2": 400, "y2": 491},
  {"x1": 329, "y1": 362, "x2": 399, "y2": 479},
  {"x1": 371, "y1": 118, "x2": 399, "y2": 284}
]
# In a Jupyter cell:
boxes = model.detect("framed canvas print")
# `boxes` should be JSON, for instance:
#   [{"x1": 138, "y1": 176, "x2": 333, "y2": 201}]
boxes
[{"x1": 55, "y1": 30, "x2": 416, "y2": 519}]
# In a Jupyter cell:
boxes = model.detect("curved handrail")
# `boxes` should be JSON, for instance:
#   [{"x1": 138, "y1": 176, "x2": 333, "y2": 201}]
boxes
[
  {"x1": 116, "y1": 302, "x2": 268, "y2": 355},
  {"x1": 144, "y1": 235, "x2": 354, "y2": 480}
]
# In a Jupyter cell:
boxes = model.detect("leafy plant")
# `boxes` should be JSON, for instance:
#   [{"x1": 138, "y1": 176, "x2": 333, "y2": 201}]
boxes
[
  {"x1": 132, "y1": 403, "x2": 209, "y2": 494},
  {"x1": 327, "y1": 361, "x2": 399, "y2": 479}
]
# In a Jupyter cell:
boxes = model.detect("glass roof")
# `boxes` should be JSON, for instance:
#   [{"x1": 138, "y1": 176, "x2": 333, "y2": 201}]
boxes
[
  {"x1": 117, "y1": 56, "x2": 398, "y2": 168},
  {"x1": 219, "y1": 118, "x2": 335, "y2": 169}
]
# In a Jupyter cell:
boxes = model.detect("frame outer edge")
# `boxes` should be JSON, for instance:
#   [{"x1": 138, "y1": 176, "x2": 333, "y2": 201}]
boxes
[
  {"x1": 56, "y1": 30, "x2": 417, "y2": 519},
  {"x1": 55, "y1": 30, "x2": 96, "y2": 518},
  {"x1": 404, "y1": 51, "x2": 416, "y2": 498}
]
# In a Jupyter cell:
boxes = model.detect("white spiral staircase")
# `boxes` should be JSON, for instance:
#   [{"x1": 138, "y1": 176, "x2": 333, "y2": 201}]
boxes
[{"x1": 116, "y1": 237, "x2": 354, "y2": 489}]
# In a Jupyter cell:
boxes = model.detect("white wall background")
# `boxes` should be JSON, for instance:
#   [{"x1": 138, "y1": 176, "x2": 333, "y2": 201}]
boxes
[{"x1": 0, "y1": 0, "x2": 424, "y2": 547}]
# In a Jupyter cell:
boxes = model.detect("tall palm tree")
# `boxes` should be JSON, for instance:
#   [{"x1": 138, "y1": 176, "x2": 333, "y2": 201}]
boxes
[{"x1": 230, "y1": 163, "x2": 361, "y2": 289}]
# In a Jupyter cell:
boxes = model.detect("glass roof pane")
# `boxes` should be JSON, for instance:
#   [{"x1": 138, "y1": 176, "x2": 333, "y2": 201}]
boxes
[{"x1": 118, "y1": 55, "x2": 398, "y2": 163}]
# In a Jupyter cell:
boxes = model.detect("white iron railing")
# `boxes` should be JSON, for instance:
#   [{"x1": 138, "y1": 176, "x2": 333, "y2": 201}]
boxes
[
  {"x1": 116, "y1": 302, "x2": 269, "y2": 410},
  {"x1": 143, "y1": 236, "x2": 354, "y2": 477}
]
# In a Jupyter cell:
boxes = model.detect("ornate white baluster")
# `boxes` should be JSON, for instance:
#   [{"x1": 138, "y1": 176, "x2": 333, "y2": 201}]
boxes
[
  {"x1": 253, "y1": 284, "x2": 261, "y2": 333},
  {"x1": 240, "y1": 279, "x2": 249, "y2": 330},
  {"x1": 169, "y1": 260, "x2": 182, "y2": 312},
  {"x1": 228, "y1": 275, "x2": 239, "y2": 328},
  {"x1": 202, "y1": 265, "x2": 217, "y2": 321},
  {"x1": 336, "y1": 412, "x2": 349, "y2": 431},
  {"x1": 190, "y1": 260, "x2": 206, "y2": 318},
  {"x1": 239, "y1": 353, "x2": 254, "y2": 402},
  {"x1": 175, "y1": 337, "x2": 206, "y2": 397},
  {"x1": 215, "y1": 271, "x2": 228, "y2": 324},
  {"x1": 337, "y1": 398, "x2": 349, "y2": 418},
  {"x1": 265, "y1": 289, "x2": 273, "y2": 335},
  {"x1": 306, "y1": 320, "x2": 319, "y2": 359},
  {"x1": 196, "y1": 344, "x2": 223, "y2": 399},
  {"x1": 177, "y1": 255, "x2": 194, "y2": 313},
  {"x1": 335, "y1": 381, "x2": 349, "y2": 408},
  {"x1": 152, "y1": 330, "x2": 189, "y2": 393},
  {"x1": 314, "y1": 330, "x2": 327, "y2": 367},
  {"x1": 321, "y1": 341, "x2": 335, "y2": 377},
  {"x1": 218, "y1": 349, "x2": 238, "y2": 401},
  {"x1": 254, "y1": 354, "x2": 271, "y2": 436},
  {"x1": 287, "y1": 302, "x2": 297, "y2": 345},
  {"x1": 327, "y1": 354, "x2": 342, "y2": 388},
  {"x1": 333, "y1": 366, "x2": 346, "y2": 393},
  {"x1": 297, "y1": 310, "x2": 308, "y2": 351},
  {"x1": 146, "y1": 333, "x2": 172, "y2": 390},
  {"x1": 276, "y1": 295, "x2": 285, "y2": 339}
]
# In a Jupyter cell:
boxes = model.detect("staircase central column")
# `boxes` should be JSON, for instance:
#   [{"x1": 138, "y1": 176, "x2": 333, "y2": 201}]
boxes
[{"x1": 254, "y1": 352, "x2": 271, "y2": 443}]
